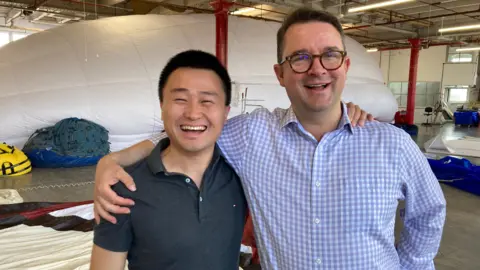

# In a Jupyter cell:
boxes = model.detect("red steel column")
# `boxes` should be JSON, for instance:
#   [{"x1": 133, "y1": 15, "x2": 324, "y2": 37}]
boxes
[
  {"x1": 406, "y1": 38, "x2": 422, "y2": 125},
  {"x1": 210, "y1": 0, "x2": 233, "y2": 68}
]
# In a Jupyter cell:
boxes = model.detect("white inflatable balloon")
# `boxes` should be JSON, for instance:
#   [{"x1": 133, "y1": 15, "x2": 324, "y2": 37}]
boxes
[{"x1": 0, "y1": 14, "x2": 398, "y2": 152}]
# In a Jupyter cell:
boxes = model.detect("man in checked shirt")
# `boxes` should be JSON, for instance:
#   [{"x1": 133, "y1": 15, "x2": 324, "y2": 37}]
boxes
[{"x1": 92, "y1": 7, "x2": 446, "y2": 270}]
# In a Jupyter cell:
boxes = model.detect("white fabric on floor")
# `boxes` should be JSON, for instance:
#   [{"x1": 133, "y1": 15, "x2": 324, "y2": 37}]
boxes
[
  {"x1": 0, "y1": 224, "x2": 245, "y2": 270},
  {"x1": 0, "y1": 189, "x2": 23, "y2": 205},
  {"x1": 0, "y1": 224, "x2": 100, "y2": 270},
  {"x1": 49, "y1": 203, "x2": 95, "y2": 220},
  {"x1": 424, "y1": 135, "x2": 480, "y2": 158}
]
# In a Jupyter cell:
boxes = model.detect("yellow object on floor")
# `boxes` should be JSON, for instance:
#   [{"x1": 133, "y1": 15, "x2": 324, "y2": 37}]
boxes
[{"x1": 0, "y1": 143, "x2": 32, "y2": 176}]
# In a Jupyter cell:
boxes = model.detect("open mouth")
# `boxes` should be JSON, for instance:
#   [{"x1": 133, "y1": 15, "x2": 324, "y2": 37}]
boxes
[
  {"x1": 180, "y1": 125, "x2": 207, "y2": 133},
  {"x1": 304, "y1": 83, "x2": 330, "y2": 90}
]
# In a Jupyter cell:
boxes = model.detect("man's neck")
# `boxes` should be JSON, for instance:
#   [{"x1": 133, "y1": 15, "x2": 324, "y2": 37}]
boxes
[
  {"x1": 161, "y1": 144, "x2": 214, "y2": 188},
  {"x1": 294, "y1": 103, "x2": 343, "y2": 142}
]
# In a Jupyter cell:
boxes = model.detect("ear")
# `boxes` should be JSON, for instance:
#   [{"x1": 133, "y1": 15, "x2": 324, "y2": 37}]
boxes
[
  {"x1": 343, "y1": 56, "x2": 351, "y2": 73},
  {"x1": 160, "y1": 101, "x2": 164, "y2": 121},
  {"x1": 273, "y1": 64, "x2": 285, "y2": 87},
  {"x1": 224, "y1": 106, "x2": 231, "y2": 123}
]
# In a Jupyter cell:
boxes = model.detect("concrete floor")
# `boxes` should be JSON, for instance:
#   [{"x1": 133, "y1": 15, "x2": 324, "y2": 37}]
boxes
[{"x1": 1, "y1": 122, "x2": 479, "y2": 269}]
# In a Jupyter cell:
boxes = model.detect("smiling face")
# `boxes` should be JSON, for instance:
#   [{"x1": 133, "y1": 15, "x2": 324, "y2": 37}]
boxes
[
  {"x1": 274, "y1": 22, "x2": 350, "y2": 115},
  {"x1": 160, "y1": 67, "x2": 230, "y2": 154}
]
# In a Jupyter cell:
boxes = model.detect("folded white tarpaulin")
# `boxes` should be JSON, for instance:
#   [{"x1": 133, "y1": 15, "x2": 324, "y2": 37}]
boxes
[
  {"x1": 424, "y1": 134, "x2": 480, "y2": 158},
  {"x1": 0, "y1": 201, "x2": 245, "y2": 270}
]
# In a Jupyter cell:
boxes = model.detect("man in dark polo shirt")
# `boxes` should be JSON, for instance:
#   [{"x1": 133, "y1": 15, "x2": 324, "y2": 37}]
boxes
[{"x1": 90, "y1": 50, "x2": 247, "y2": 270}]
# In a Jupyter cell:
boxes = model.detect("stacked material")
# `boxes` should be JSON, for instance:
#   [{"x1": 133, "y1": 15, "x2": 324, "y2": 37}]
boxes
[{"x1": 0, "y1": 201, "x2": 245, "y2": 270}]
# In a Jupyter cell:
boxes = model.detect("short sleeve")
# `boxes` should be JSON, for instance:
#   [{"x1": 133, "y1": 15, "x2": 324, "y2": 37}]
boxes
[
  {"x1": 93, "y1": 185, "x2": 134, "y2": 252},
  {"x1": 149, "y1": 131, "x2": 167, "y2": 145}
]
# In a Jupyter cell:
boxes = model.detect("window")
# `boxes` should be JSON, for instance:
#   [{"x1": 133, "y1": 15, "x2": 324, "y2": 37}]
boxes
[
  {"x1": 447, "y1": 46, "x2": 475, "y2": 63},
  {"x1": 12, "y1": 33, "x2": 27, "y2": 41},
  {"x1": 448, "y1": 88, "x2": 468, "y2": 103},
  {"x1": 448, "y1": 53, "x2": 473, "y2": 63},
  {"x1": 388, "y1": 81, "x2": 440, "y2": 107},
  {"x1": 0, "y1": 32, "x2": 9, "y2": 47},
  {"x1": 0, "y1": 31, "x2": 30, "y2": 47}
]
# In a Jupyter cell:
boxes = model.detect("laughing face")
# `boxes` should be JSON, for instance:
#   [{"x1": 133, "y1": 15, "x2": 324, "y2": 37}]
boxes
[
  {"x1": 274, "y1": 22, "x2": 350, "y2": 115},
  {"x1": 160, "y1": 67, "x2": 230, "y2": 154}
]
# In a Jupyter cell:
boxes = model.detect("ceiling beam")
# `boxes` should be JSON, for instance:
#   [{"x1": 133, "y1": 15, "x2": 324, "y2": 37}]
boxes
[
  {"x1": 395, "y1": 0, "x2": 480, "y2": 15},
  {"x1": 346, "y1": 0, "x2": 432, "y2": 27},
  {"x1": 344, "y1": 7, "x2": 480, "y2": 31}
]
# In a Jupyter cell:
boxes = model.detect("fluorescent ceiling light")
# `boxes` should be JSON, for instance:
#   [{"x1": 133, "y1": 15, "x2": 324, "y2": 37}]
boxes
[
  {"x1": 348, "y1": 0, "x2": 415, "y2": 13},
  {"x1": 439, "y1": 23, "x2": 480, "y2": 33},
  {"x1": 367, "y1": 48, "x2": 378, "y2": 52},
  {"x1": 230, "y1": 7, "x2": 255, "y2": 15},
  {"x1": 456, "y1": 47, "x2": 480, "y2": 52}
]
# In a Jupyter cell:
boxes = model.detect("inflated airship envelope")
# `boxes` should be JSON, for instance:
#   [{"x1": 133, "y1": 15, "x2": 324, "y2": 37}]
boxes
[{"x1": 0, "y1": 14, "x2": 398, "y2": 152}]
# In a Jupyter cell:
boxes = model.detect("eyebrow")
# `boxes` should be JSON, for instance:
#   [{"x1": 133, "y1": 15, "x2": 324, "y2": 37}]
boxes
[
  {"x1": 324, "y1": 46, "x2": 342, "y2": 51},
  {"x1": 291, "y1": 46, "x2": 342, "y2": 55},
  {"x1": 170, "y1": 88, "x2": 219, "y2": 97}
]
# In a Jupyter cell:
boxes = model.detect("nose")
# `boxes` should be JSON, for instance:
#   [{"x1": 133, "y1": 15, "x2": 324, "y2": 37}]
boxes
[
  {"x1": 183, "y1": 101, "x2": 202, "y2": 120},
  {"x1": 307, "y1": 56, "x2": 327, "y2": 76}
]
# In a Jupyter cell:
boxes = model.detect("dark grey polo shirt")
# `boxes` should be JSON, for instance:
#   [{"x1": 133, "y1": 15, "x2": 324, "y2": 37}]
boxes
[{"x1": 93, "y1": 138, "x2": 247, "y2": 270}]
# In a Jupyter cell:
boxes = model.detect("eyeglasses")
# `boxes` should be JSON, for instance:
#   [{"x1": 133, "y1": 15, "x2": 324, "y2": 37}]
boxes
[{"x1": 280, "y1": 51, "x2": 347, "y2": 73}]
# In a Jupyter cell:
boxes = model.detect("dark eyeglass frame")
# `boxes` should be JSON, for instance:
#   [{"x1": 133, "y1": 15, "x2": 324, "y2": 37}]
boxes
[{"x1": 280, "y1": 51, "x2": 348, "y2": 73}]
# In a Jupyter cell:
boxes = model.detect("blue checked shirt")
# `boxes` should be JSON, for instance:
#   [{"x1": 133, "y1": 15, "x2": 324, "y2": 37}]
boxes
[{"x1": 151, "y1": 102, "x2": 446, "y2": 270}]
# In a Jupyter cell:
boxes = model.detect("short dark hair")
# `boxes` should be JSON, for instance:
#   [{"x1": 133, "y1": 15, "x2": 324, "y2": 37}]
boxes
[
  {"x1": 158, "y1": 50, "x2": 232, "y2": 106},
  {"x1": 276, "y1": 7, "x2": 346, "y2": 64}
]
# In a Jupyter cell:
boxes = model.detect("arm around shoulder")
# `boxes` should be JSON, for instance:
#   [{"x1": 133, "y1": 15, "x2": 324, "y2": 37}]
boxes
[
  {"x1": 108, "y1": 139, "x2": 156, "y2": 167},
  {"x1": 396, "y1": 134, "x2": 446, "y2": 269}
]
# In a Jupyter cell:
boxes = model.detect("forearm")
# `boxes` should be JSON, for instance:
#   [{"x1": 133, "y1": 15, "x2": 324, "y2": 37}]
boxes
[
  {"x1": 90, "y1": 244, "x2": 127, "y2": 270},
  {"x1": 397, "y1": 133, "x2": 447, "y2": 269},
  {"x1": 396, "y1": 203, "x2": 446, "y2": 269},
  {"x1": 108, "y1": 140, "x2": 155, "y2": 167}
]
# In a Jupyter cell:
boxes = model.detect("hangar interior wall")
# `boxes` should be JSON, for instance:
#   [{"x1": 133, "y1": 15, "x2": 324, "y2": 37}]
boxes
[{"x1": 371, "y1": 46, "x2": 479, "y2": 124}]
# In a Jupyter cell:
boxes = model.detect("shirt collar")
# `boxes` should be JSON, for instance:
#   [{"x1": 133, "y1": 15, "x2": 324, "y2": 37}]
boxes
[
  {"x1": 280, "y1": 101, "x2": 354, "y2": 134},
  {"x1": 147, "y1": 137, "x2": 223, "y2": 175}
]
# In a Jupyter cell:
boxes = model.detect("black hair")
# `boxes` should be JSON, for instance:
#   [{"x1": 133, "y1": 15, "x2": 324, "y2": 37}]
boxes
[
  {"x1": 276, "y1": 7, "x2": 346, "y2": 64},
  {"x1": 158, "y1": 50, "x2": 232, "y2": 106}
]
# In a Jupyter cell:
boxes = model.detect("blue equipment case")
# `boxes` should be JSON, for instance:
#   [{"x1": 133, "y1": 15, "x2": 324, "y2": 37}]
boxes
[{"x1": 454, "y1": 111, "x2": 479, "y2": 126}]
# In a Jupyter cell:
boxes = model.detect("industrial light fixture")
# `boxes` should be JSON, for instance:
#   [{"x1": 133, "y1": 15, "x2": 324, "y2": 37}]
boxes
[
  {"x1": 439, "y1": 23, "x2": 480, "y2": 33},
  {"x1": 230, "y1": 7, "x2": 255, "y2": 15},
  {"x1": 366, "y1": 48, "x2": 378, "y2": 52},
  {"x1": 348, "y1": 0, "x2": 415, "y2": 13},
  {"x1": 456, "y1": 47, "x2": 480, "y2": 52}
]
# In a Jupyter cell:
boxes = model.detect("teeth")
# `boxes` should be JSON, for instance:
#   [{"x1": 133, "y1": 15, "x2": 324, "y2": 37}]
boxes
[
  {"x1": 180, "y1": 125, "x2": 206, "y2": 131},
  {"x1": 306, "y1": 84, "x2": 328, "y2": 88}
]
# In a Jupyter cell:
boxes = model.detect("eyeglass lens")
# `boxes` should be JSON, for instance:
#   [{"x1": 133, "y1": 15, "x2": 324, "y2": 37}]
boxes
[{"x1": 289, "y1": 51, "x2": 344, "y2": 72}]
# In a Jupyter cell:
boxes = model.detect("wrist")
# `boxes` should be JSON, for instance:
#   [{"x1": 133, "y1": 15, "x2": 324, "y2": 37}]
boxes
[{"x1": 101, "y1": 152, "x2": 120, "y2": 166}]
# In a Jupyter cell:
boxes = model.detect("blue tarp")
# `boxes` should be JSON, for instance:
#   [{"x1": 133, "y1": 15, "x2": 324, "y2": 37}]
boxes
[
  {"x1": 22, "y1": 117, "x2": 110, "y2": 168},
  {"x1": 428, "y1": 156, "x2": 480, "y2": 196}
]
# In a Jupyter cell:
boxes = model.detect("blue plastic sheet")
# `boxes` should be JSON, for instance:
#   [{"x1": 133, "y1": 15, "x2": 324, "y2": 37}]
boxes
[
  {"x1": 23, "y1": 148, "x2": 102, "y2": 168},
  {"x1": 428, "y1": 156, "x2": 480, "y2": 196}
]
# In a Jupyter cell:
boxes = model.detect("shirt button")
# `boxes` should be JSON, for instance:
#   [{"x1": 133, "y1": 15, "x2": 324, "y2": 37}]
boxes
[
  {"x1": 199, "y1": 196, "x2": 203, "y2": 202},
  {"x1": 185, "y1": 178, "x2": 191, "y2": 183},
  {"x1": 316, "y1": 258, "x2": 322, "y2": 264},
  {"x1": 315, "y1": 181, "x2": 321, "y2": 187},
  {"x1": 314, "y1": 218, "x2": 320, "y2": 224}
]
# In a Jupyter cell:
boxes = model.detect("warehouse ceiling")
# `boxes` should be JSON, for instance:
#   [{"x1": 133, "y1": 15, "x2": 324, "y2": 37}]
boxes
[{"x1": 1, "y1": 0, "x2": 480, "y2": 50}]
